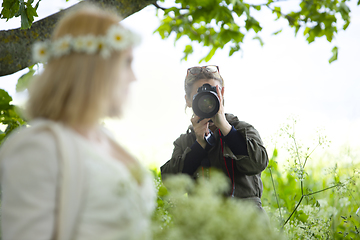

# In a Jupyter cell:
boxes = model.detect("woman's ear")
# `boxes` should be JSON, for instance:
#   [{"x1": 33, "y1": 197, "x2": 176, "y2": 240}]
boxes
[{"x1": 185, "y1": 94, "x2": 192, "y2": 108}]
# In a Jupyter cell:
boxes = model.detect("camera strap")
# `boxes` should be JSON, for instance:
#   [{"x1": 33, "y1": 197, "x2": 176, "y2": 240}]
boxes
[{"x1": 219, "y1": 129, "x2": 235, "y2": 197}]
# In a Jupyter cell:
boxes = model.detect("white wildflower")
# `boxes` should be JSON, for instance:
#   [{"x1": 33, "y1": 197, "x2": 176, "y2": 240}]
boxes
[
  {"x1": 52, "y1": 35, "x2": 72, "y2": 57},
  {"x1": 154, "y1": 173, "x2": 284, "y2": 240},
  {"x1": 163, "y1": 174, "x2": 194, "y2": 194},
  {"x1": 317, "y1": 199, "x2": 328, "y2": 208},
  {"x1": 32, "y1": 41, "x2": 50, "y2": 62},
  {"x1": 107, "y1": 25, "x2": 130, "y2": 50},
  {"x1": 339, "y1": 197, "x2": 350, "y2": 207},
  {"x1": 72, "y1": 36, "x2": 88, "y2": 52},
  {"x1": 83, "y1": 35, "x2": 98, "y2": 54}
]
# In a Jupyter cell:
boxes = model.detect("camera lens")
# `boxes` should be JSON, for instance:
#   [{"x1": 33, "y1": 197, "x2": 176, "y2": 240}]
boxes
[
  {"x1": 198, "y1": 95, "x2": 217, "y2": 114},
  {"x1": 192, "y1": 91, "x2": 220, "y2": 118}
]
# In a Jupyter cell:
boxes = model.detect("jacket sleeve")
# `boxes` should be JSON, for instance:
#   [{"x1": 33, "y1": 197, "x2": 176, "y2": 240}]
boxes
[
  {"x1": 160, "y1": 135, "x2": 189, "y2": 180},
  {"x1": 161, "y1": 132, "x2": 208, "y2": 180},
  {"x1": 222, "y1": 124, "x2": 268, "y2": 175},
  {"x1": 0, "y1": 130, "x2": 58, "y2": 240}
]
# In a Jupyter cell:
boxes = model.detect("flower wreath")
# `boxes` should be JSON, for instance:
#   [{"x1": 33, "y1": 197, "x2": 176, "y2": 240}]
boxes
[{"x1": 33, "y1": 25, "x2": 140, "y2": 62}]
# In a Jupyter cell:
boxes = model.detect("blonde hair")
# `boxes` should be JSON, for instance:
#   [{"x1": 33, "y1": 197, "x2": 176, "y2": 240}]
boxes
[
  {"x1": 27, "y1": 4, "x2": 129, "y2": 127},
  {"x1": 184, "y1": 70, "x2": 224, "y2": 97}
]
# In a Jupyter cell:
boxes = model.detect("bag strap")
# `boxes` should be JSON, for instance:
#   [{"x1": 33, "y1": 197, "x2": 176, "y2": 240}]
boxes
[
  {"x1": 219, "y1": 129, "x2": 235, "y2": 197},
  {"x1": 32, "y1": 121, "x2": 86, "y2": 240}
]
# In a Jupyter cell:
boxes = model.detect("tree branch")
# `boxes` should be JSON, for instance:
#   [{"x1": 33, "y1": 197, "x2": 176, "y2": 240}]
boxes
[
  {"x1": 153, "y1": 2, "x2": 167, "y2": 11},
  {"x1": 0, "y1": 0, "x2": 156, "y2": 77}
]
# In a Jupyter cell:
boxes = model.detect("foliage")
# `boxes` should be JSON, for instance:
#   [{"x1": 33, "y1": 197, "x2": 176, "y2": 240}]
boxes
[
  {"x1": 0, "y1": 89, "x2": 26, "y2": 144},
  {"x1": 0, "y1": 65, "x2": 34, "y2": 143},
  {"x1": 151, "y1": 170, "x2": 285, "y2": 240},
  {"x1": 261, "y1": 118, "x2": 360, "y2": 239},
  {"x1": 151, "y1": 118, "x2": 360, "y2": 239},
  {"x1": 262, "y1": 151, "x2": 360, "y2": 239},
  {"x1": 0, "y1": 0, "x2": 42, "y2": 29},
  {"x1": 1, "y1": 0, "x2": 359, "y2": 63},
  {"x1": 154, "y1": 0, "x2": 359, "y2": 63}
]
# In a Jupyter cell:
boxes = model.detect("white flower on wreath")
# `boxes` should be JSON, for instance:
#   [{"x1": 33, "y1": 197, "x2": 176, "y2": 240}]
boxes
[
  {"x1": 97, "y1": 37, "x2": 111, "y2": 58},
  {"x1": 73, "y1": 36, "x2": 88, "y2": 52},
  {"x1": 107, "y1": 25, "x2": 131, "y2": 51},
  {"x1": 33, "y1": 41, "x2": 50, "y2": 62},
  {"x1": 52, "y1": 35, "x2": 72, "y2": 57},
  {"x1": 83, "y1": 35, "x2": 98, "y2": 54}
]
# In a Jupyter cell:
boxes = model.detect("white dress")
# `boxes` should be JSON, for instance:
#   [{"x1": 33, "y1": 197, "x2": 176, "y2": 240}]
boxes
[{"x1": 0, "y1": 120, "x2": 156, "y2": 240}]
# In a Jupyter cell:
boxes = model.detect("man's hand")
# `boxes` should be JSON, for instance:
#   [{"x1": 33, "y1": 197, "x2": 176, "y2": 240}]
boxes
[
  {"x1": 191, "y1": 115, "x2": 211, "y2": 149},
  {"x1": 211, "y1": 85, "x2": 232, "y2": 136}
]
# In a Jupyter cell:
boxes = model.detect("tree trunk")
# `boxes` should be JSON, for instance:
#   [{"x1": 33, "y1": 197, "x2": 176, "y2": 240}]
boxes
[{"x1": 0, "y1": 0, "x2": 156, "y2": 77}]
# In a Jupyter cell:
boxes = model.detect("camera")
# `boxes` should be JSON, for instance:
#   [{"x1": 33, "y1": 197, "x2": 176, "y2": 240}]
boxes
[{"x1": 192, "y1": 83, "x2": 220, "y2": 118}]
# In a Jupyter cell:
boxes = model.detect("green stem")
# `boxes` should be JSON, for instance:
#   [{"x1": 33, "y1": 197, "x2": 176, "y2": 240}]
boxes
[
  {"x1": 269, "y1": 167, "x2": 283, "y2": 223},
  {"x1": 303, "y1": 143, "x2": 319, "y2": 169},
  {"x1": 282, "y1": 183, "x2": 344, "y2": 228},
  {"x1": 305, "y1": 184, "x2": 343, "y2": 197},
  {"x1": 283, "y1": 195, "x2": 304, "y2": 228}
]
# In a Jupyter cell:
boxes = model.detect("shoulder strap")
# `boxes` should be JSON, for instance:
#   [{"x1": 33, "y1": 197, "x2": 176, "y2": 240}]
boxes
[
  {"x1": 29, "y1": 121, "x2": 86, "y2": 240},
  {"x1": 48, "y1": 123, "x2": 85, "y2": 240}
]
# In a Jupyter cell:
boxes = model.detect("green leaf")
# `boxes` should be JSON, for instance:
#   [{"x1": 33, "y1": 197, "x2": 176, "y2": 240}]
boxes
[
  {"x1": 329, "y1": 46, "x2": 338, "y2": 63},
  {"x1": 272, "y1": 29, "x2": 282, "y2": 35},
  {"x1": 339, "y1": 2, "x2": 350, "y2": 14},
  {"x1": 297, "y1": 210, "x2": 309, "y2": 223},
  {"x1": 273, "y1": 6, "x2": 281, "y2": 19},
  {"x1": 157, "y1": 184, "x2": 168, "y2": 197},
  {"x1": 163, "y1": 6, "x2": 179, "y2": 15},
  {"x1": 0, "y1": 89, "x2": 13, "y2": 106},
  {"x1": 0, "y1": 133, "x2": 5, "y2": 143},
  {"x1": 245, "y1": 17, "x2": 262, "y2": 33},
  {"x1": 19, "y1": 2, "x2": 31, "y2": 29},
  {"x1": 16, "y1": 67, "x2": 35, "y2": 92},
  {"x1": 303, "y1": 27, "x2": 310, "y2": 36},
  {"x1": 182, "y1": 44, "x2": 193, "y2": 61},
  {"x1": 253, "y1": 5, "x2": 261, "y2": 11},
  {"x1": 229, "y1": 44, "x2": 240, "y2": 56},
  {"x1": 26, "y1": 1, "x2": 38, "y2": 24},
  {"x1": 232, "y1": 2, "x2": 248, "y2": 17},
  {"x1": 343, "y1": 20, "x2": 350, "y2": 30},
  {"x1": 338, "y1": 2, "x2": 350, "y2": 22},
  {"x1": 253, "y1": 36, "x2": 264, "y2": 46},
  {"x1": 1, "y1": 0, "x2": 20, "y2": 20},
  {"x1": 199, "y1": 47, "x2": 217, "y2": 63},
  {"x1": 34, "y1": 0, "x2": 42, "y2": 11},
  {"x1": 272, "y1": 148, "x2": 278, "y2": 158}
]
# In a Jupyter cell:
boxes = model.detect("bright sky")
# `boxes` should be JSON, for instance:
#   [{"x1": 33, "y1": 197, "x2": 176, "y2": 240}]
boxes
[{"x1": 1, "y1": 0, "x2": 359, "y2": 167}]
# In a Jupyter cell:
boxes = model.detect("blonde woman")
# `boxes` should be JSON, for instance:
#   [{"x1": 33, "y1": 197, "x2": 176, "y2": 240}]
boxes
[{"x1": 0, "y1": 5, "x2": 155, "y2": 240}]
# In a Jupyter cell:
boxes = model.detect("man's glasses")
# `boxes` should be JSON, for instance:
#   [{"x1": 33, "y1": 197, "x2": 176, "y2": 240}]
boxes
[{"x1": 186, "y1": 65, "x2": 220, "y2": 77}]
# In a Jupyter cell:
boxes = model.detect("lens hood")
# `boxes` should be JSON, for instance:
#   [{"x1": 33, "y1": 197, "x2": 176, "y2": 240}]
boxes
[{"x1": 192, "y1": 84, "x2": 220, "y2": 118}]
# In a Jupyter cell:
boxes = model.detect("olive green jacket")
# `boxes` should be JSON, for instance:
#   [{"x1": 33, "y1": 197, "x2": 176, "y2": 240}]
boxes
[{"x1": 161, "y1": 114, "x2": 268, "y2": 200}]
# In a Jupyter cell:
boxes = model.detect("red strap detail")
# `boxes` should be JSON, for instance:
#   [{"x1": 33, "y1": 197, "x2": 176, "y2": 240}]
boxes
[{"x1": 219, "y1": 129, "x2": 235, "y2": 196}]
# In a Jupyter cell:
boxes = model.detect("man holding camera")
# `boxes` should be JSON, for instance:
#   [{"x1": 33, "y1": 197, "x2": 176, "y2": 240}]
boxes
[{"x1": 160, "y1": 65, "x2": 269, "y2": 210}]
